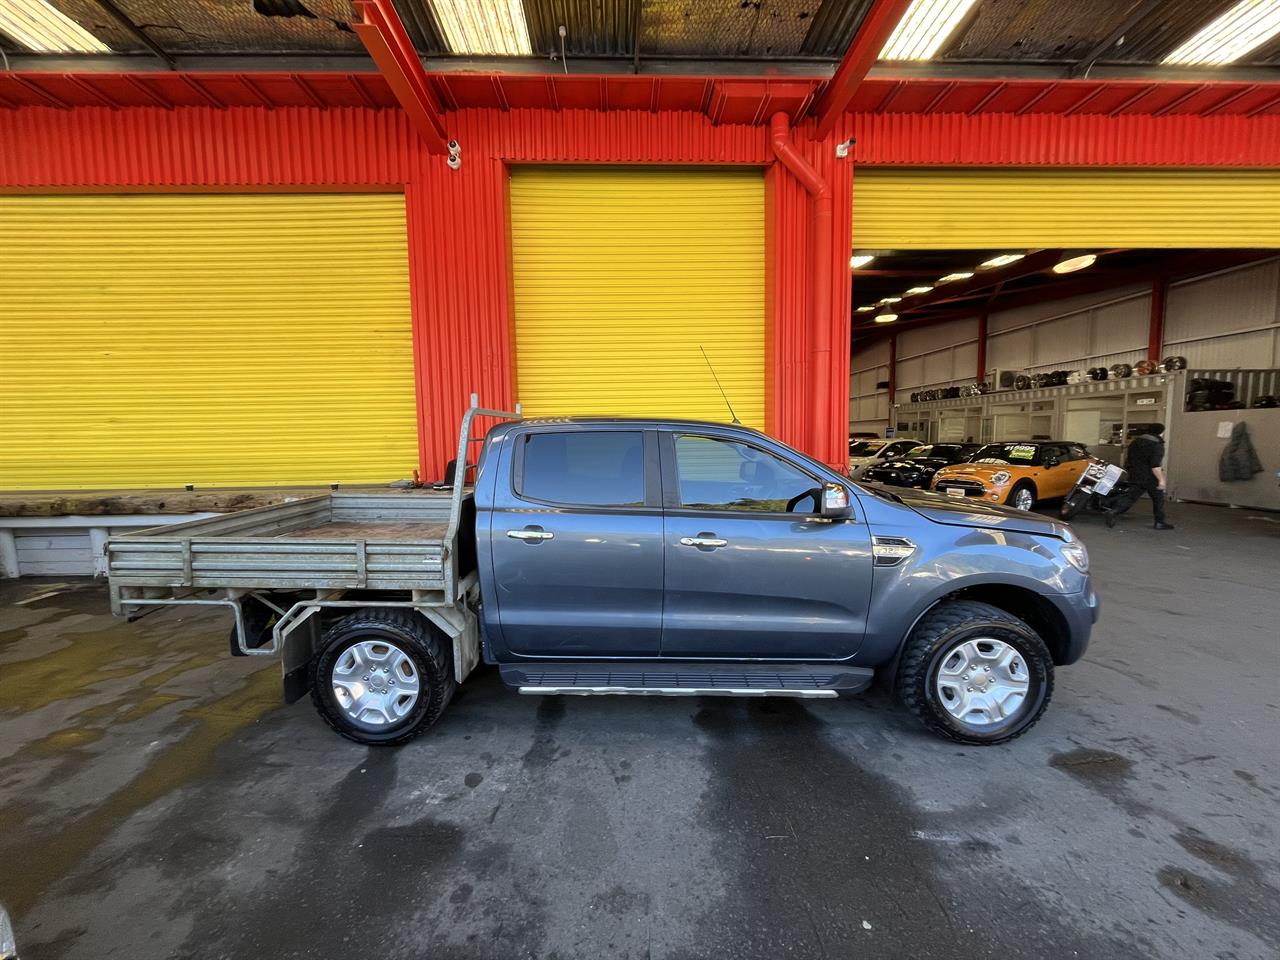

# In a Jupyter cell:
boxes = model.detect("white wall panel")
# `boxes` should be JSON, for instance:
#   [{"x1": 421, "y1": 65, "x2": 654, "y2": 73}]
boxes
[
  {"x1": 900, "y1": 318, "x2": 977, "y2": 353},
  {"x1": 1177, "y1": 329, "x2": 1279, "y2": 369},
  {"x1": 988, "y1": 327, "x2": 1033, "y2": 371},
  {"x1": 1037, "y1": 313, "x2": 1090, "y2": 363},
  {"x1": 1166, "y1": 259, "x2": 1279, "y2": 342},
  {"x1": 849, "y1": 338, "x2": 892, "y2": 432},
  {"x1": 988, "y1": 286, "x2": 1147, "y2": 333},
  {"x1": 1092, "y1": 297, "x2": 1150, "y2": 355},
  {"x1": 1165, "y1": 259, "x2": 1280, "y2": 368}
]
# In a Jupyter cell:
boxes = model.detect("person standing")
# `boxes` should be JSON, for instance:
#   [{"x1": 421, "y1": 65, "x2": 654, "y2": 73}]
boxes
[{"x1": 1105, "y1": 424, "x2": 1173, "y2": 530}]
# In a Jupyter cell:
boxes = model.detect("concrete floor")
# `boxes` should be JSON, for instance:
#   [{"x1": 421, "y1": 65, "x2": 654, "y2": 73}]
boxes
[{"x1": 1, "y1": 502, "x2": 1277, "y2": 960}]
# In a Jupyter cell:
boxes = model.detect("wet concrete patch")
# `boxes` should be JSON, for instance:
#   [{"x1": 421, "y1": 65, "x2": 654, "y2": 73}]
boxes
[
  {"x1": 1155, "y1": 828, "x2": 1280, "y2": 952},
  {"x1": 682, "y1": 699, "x2": 1144, "y2": 959}
]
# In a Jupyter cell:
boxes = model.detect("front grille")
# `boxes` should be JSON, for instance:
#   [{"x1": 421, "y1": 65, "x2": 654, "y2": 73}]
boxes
[{"x1": 936, "y1": 479, "x2": 986, "y2": 496}]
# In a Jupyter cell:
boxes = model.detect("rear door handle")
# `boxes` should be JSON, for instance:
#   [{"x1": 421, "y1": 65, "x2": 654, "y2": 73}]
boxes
[
  {"x1": 507, "y1": 528, "x2": 554, "y2": 542},
  {"x1": 679, "y1": 536, "x2": 727, "y2": 548}
]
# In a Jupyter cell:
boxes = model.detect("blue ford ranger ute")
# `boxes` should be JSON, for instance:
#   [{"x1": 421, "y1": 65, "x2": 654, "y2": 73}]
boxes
[
  {"x1": 465, "y1": 417, "x2": 1096, "y2": 746},
  {"x1": 107, "y1": 410, "x2": 1099, "y2": 747}
]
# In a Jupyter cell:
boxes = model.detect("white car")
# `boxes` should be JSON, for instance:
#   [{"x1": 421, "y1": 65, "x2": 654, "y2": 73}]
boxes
[{"x1": 848, "y1": 438, "x2": 924, "y2": 479}]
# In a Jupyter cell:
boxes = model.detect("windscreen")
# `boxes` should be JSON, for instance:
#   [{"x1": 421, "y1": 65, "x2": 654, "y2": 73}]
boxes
[
  {"x1": 849, "y1": 441, "x2": 887, "y2": 457},
  {"x1": 971, "y1": 443, "x2": 1042, "y2": 466}
]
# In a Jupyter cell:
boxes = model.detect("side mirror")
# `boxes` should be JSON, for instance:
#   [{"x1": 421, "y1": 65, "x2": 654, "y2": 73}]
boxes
[
  {"x1": 1045, "y1": 457, "x2": 1060, "y2": 468},
  {"x1": 820, "y1": 483, "x2": 853, "y2": 519}
]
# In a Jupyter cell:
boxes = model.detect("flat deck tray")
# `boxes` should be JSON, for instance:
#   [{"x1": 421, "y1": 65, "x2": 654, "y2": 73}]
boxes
[{"x1": 106, "y1": 491, "x2": 460, "y2": 592}]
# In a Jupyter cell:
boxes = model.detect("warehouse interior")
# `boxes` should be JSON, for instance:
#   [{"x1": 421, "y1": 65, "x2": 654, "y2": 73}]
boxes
[{"x1": 1, "y1": 0, "x2": 1279, "y2": 958}]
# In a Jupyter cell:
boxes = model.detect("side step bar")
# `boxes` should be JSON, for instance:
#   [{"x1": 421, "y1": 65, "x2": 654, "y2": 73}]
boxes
[{"x1": 500, "y1": 662, "x2": 874, "y2": 698}]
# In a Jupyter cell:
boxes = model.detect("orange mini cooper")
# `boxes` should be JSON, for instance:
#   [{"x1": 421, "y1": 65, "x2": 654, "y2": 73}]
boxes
[{"x1": 931, "y1": 441, "x2": 1097, "y2": 511}]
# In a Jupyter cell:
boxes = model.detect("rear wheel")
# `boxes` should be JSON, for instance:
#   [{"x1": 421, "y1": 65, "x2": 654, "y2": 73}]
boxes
[
  {"x1": 1008, "y1": 482, "x2": 1036, "y2": 511},
  {"x1": 895, "y1": 600, "x2": 1053, "y2": 745},
  {"x1": 309, "y1": 609, "x2": 456, "y2": 745}
]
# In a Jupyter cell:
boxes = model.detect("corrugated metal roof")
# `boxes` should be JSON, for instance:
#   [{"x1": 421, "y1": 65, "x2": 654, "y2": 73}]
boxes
[
  {"x1": 5, "y1": 0, "x2": 1280, "y2": 71},
  {"x1": 42, "y1": 0, "x2": 363, "y2": 54},
  {"x1": 799, "y1": 0, "x2": 872, "y2": 56},
  {"x1": 640, "y1": 0, "x2": 828, "y2": 58},
  {"x1": 525, "y1": 0, "x2": 635, "y2": 57}
]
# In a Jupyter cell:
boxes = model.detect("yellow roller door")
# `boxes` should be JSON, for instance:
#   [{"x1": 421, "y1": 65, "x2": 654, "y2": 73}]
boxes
[
  {"x1": 0, "y1": 194, "x2": 417, "y2": 490},
  {"x1": 853, "y1": 168, "x2": 1280, "y2": 249},
  {"x1": 509, "y1": 167, "x2": 765, "y2": 428}
]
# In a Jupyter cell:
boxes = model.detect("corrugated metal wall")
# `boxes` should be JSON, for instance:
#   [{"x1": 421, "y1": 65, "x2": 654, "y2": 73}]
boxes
[
  {"x1": 986, "y1": 287, "x2": 1150, "y2": 376},
  {"x1": 3, "y1": 105, "x2": 1277, "y2": 477},
  {"x1": 852, "y1": 169, "x2": 1280, "y2": 248},
  {"x1": 1165, "y1": 258, "x2": 1280, "y2": 368},
  {"x1": 849, "y1": 339, "x2": 891, "y2": 434},
  {"x1": 894, "y1": 319, "x2": 981, "y2": 401},
  {"x1": 508, "y1": 167, "x2": 766, "y2": 426},
  {"x1": 0, "y1": 194, "x2": 419, "y2": 489}
]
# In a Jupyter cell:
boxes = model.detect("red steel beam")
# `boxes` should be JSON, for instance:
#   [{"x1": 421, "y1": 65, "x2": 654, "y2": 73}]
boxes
[
  {"x1": 351, "y1": 0, "x2": 450, "y2": 152},
  {"x1": 811, "y1": 0, "x2": 913, "y2": 140}
]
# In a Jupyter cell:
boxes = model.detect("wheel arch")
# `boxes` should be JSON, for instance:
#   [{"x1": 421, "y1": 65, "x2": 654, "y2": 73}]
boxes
[
  {"x1": 882, "y1": 581, "x2": 1074, "y2": 685},
  {"x1": 1007, "y1": 478, "x2": 1038, "y2": 505}
]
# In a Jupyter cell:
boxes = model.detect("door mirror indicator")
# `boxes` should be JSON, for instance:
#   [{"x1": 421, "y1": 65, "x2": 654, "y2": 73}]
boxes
[{"x1": 821, "y1": 483, "x2": 853, "y2": 519}]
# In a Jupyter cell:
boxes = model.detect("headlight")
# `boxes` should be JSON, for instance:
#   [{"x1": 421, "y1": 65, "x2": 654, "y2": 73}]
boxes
[
  {"x1": 991, "y1": 471, "x2": 1012, "y2": 485},
  {"x1": 1061, "y1": 541, "x2": 1089, "y2": 573}
]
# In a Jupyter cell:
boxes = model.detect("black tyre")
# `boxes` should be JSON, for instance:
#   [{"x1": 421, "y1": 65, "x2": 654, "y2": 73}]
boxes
[
  {"x1": 309, "y1": 609, "x2": 456, "y2": 746},
  {"x1": 895, "y1": 600, "x2": 1053, "y2": 745},
  {"x1": 1059, "y1": 490, "x2": 1088, "y2": 521},
  {"x1": 1008, "y1": 481, "x2": 1036, "y2": 511}
]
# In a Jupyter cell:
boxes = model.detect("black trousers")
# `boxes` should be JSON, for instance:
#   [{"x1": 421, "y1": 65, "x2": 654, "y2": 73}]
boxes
[{"x1": 1111, "y1": 480, "x2": 1167, "y2": 524}]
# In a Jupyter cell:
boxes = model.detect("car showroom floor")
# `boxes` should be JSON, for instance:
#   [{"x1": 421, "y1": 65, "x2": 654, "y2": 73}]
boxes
[{"x1": 1, "y1": 503, "x2": 1277, "y2": 960}]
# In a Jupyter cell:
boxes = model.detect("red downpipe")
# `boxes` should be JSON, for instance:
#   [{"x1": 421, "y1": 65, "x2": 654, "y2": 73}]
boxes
[{"x1": 770, "y1": 112, "x2": 834, "y2": 462}]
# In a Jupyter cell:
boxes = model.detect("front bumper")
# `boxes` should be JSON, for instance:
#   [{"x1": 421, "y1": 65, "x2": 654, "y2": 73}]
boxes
[{"x1": 1048, "y1": 582, "x2": 1099, "y2": 665}]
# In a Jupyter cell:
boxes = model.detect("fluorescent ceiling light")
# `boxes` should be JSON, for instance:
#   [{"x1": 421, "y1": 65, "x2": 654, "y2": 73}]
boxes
[
  {"x1": 856, "y1": 305, "x2": 876, "y2": 312},
  {"x1": 428, "y1": 0, "x2": 532, "y2": 56},
  {"x1": 874, "y1": 313, "x2": 899, "y2": 324},
  {"x1": 880, "y1": 296, "x2": 902, "y2": 304},
  {"x1": 938, "y1": 271, "x2": 974, "y2": 283},
  {"x1": 880, "y1": 0, "x2": 979, "y2": 61},
  {"x1": 980, "y1": 253, "x2": 1025, "y2": 269},
  {"x1": 1053, "y1": 253, "x2": 1097, "y2": 274},
  {"x1": 850, "y1": 254, "x2": 876, "y2": 269},
  {"x1": 0, "y1": 0, "x2": 109, "y2": 53},
  {"x1": 1163, "y1": 0, "x2": 1280, "y2": 66},
  {"x1": 905, "y1": 285, "x2": 934, "y2": 295}
]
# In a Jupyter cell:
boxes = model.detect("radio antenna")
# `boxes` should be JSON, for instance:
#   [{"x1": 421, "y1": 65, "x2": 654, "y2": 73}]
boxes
[{"x1": 700, "y1": 345, "x2": 740, "y2": 424}]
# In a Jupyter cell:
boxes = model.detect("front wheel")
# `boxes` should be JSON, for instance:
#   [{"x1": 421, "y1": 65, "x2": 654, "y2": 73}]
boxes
[
  {"x1": 1059, "y1": 490, "x2": 1088, "y2": 520},
  {"x1": 895, "y1": 600, "x2": 1053, "y2": 745},
  {"x1": 309, "y1": 609, "x2": 456, "y2": 745},
  {"x1": 1008, "y1": 483, "x2": 1036, "y2": 511}
]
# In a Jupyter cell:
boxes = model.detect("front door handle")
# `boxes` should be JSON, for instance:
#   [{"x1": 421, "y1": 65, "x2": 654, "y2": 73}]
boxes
[
  {"x1": 507, "y1": 527, "x2": 554, "y2": 542},
  {"x1": 679, "y1": 536, "x2": 727, "y2": 549}
]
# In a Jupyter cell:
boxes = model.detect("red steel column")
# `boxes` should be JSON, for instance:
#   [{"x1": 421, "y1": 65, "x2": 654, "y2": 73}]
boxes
[
  {"x1": 887, "y1": 333, "x2": 897, "y2": 426},
  {"x1": 976, "y1": 311, "x2": 989, "y2": 381},
  {"x1": 1148, "y1": 278, "x2": 1167, "y2": 363}
]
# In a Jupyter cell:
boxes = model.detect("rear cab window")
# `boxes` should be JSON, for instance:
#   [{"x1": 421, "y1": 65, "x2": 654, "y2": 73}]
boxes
[{"x1": 517, "y1": 430, "x2": 646, "y2": 506}]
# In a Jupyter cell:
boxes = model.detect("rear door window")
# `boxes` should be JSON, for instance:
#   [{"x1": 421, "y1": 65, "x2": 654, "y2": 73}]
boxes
[{"x1": 519, "y1": 431, "x2": 645, "y2": 506}]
